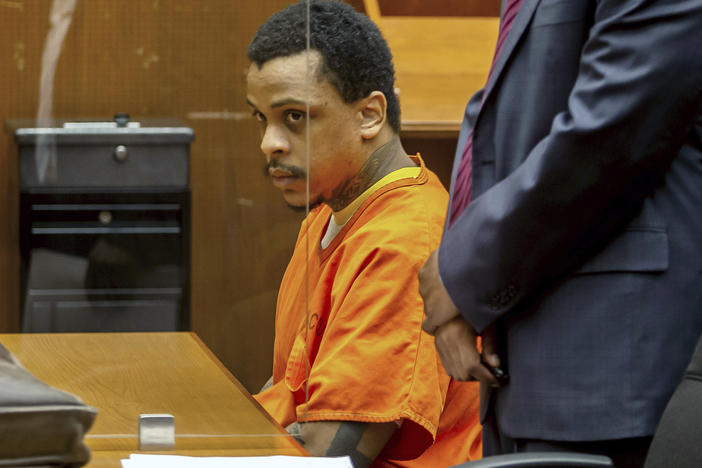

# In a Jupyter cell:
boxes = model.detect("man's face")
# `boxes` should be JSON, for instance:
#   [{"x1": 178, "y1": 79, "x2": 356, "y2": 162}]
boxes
[{"x1": 246, "y1": 51, "x2": 365, "y2": 209}]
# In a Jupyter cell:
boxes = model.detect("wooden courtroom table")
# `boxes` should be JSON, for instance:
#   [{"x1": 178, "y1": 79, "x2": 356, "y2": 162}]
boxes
[{"x1": 0, "y1": 332, "x2": 307, "y2": 467}]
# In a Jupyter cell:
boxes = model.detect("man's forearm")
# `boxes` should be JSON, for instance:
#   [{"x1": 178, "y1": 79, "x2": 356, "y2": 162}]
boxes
[{"x1": 286, "y1": 420, "x2": 395, "y2": 468}]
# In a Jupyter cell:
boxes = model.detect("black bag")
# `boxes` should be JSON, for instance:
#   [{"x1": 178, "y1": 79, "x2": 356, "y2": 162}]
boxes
[{"x1": 0, "y1": 342, "x2": 96, "y2": 467}]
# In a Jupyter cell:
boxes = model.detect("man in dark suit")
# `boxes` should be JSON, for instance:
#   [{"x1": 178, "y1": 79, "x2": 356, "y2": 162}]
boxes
[{"x1": 419, "y1": 0, "x2": 702, "y2": 466}]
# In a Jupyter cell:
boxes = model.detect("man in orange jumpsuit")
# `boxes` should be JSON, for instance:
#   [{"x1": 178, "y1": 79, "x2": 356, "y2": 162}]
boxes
[{"x1": 246, "y1": 1, "x2": 481, "y2": 466}]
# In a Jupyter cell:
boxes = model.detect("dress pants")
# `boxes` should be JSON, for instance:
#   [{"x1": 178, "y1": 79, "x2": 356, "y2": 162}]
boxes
[{"x1": 482, "y1": 397, "x2": 652, "y2": 468}]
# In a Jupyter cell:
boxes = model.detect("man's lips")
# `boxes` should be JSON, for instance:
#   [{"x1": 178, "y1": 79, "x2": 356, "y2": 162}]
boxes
[
  {"x1": 268, "y1": 168, "x2": 293, "y2": 177},
  {"x1": 265, "y1": 159, "x2": 306, "y2": 190},
  {"x1": 269, "y1": 169, "x2": 300, "y2": 188}
]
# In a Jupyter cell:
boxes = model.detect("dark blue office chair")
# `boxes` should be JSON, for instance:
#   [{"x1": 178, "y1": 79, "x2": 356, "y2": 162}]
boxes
[
  {"x1": 643, "y1": 332, "x2": 702, "y2": 468},
  {"x1": 453, "y1": 452, "x2": 613, "y2": 467}
]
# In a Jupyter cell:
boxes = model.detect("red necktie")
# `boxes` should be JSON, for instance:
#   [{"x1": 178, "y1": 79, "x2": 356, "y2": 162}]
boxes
[{"x1": 449, "y1": 0, "x2": 524, "y2": 227}]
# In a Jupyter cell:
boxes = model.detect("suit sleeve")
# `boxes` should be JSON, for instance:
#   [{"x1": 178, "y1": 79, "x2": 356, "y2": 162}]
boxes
[{"x1": 439, "y1": 0, "x2": 702, "y2": 332}]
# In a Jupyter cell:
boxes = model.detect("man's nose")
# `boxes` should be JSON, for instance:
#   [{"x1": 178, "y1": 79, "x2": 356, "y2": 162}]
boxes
[{"x1": 260, "y1": 125, "x2": 289, "y2": 157}]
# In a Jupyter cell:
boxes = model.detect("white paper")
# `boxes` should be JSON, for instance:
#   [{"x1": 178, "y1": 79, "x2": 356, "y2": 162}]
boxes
[{"x1": 121, "y1": 454, "x2": 354, "y2": 468}]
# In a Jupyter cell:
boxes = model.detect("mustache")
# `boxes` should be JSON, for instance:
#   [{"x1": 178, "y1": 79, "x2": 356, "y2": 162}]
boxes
[{"x1": 263, "y1": 160, "x2": 307, "y2": 179}]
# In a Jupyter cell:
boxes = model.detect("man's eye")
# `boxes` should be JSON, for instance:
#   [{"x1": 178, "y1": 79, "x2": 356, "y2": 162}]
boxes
[
  {"x1": 286, "y1": 111, "x2": 304, "y2": 123},
  {"x1": 253, "y1": 111, "x2": 266, "y2": 123}
]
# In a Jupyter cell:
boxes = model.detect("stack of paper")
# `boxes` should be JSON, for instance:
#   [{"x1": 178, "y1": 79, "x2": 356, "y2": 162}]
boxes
[{"x1": 121, "y1": 454, "x2": 354, "y2": 467}]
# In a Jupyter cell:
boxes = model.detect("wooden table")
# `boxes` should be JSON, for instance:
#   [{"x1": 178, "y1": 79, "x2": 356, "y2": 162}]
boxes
[{"x1": 0, "y1": 332, "x2": 306, "y2": 467}]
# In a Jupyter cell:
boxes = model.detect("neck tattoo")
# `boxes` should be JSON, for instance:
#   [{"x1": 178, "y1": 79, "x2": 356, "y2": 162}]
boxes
[
  {"x1": 327, "y1": 137, "x2": 408, "y2": 212},
  {"x1": 328, "y1": 154, "x2": 381, "y2": 212}
]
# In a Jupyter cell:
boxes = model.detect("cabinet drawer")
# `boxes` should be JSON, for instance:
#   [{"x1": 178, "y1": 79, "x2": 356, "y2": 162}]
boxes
[{"x1": 19, "y1": 143, "x2": 189, "y2": 188}]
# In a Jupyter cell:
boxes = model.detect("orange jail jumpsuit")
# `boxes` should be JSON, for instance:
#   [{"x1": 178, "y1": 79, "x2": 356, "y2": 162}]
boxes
[{"x1": 255, "y1": 155, "x2": 482, "y2": 466}]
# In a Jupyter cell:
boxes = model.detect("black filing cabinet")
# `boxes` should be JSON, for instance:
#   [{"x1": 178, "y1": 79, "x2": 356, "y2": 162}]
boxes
[{"x1": 7, "y1": 116, "x2": 193, "y2": 332}]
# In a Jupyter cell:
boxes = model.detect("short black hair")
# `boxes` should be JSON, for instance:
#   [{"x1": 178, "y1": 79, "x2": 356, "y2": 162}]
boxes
[{"x1": 247, "y1": 0, "x2": 400, "y2": 133}]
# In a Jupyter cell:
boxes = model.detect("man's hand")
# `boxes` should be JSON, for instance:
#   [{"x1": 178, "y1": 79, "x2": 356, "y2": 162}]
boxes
[
  {"x1": 434, "y1": 317, "x2": 499, "y2": 385},
  {"x1": 419, "y1": 249, "x2": 501, "y2": 385},
  {"x1": 419, "y1": 249, "x2": 460, "y2": 335}
]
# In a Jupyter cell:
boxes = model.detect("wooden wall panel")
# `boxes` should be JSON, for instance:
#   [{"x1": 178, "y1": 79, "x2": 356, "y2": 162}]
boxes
[
  {"x1": 0, "y1": 0, "x2": 301, "y2": 392},
  {"x1": 1, "y1": 1, "x2": 45, "y2": 333},
  {"x1": 1, "y1": 0, "x2": 485, "y2": 393},
  {"x1": 349, "y1": 0, "x2": 501, "y2": 17},
  {"x1": 347, "y1": 0, "x2": 499, "y2": 186}
]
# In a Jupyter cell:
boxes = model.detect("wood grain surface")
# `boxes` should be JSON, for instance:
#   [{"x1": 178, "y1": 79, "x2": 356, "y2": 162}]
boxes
[
  {"x1": 382, "y1": 16, "x2": 499, "y2": 135},
  {"x1": 0, "y1": 0, "x2": 302, "y2": 393},
  {"x1": 0, "y1": 332, "x2": 306, "y2": 466},
  {"x1": 0, "y1": 1, "x2": 498, "y2": 396}
]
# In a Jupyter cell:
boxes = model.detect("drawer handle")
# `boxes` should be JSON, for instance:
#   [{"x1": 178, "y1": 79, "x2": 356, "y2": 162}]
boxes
[
  {"x1": 114, "y1": 145, "x2": 128, "y2": 162},
  {"x1": 98, "y1": 210, "x2": 112, "y2": 225}
]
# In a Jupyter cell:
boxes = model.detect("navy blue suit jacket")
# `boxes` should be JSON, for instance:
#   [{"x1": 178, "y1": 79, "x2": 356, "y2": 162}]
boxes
[{"x1": 439, "y1": 0, "x2": 702, "y2": 441}]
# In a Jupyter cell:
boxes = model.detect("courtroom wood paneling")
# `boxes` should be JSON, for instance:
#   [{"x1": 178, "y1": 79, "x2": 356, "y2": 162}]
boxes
[
  {"x1": 0, "y1": 0, "x2": 301, "y2": 392},
  {"x1": 379, "y1": 0, "x2": 500, "y2": 16},
  {"x1": 1, "y1": 0, "x2": 487, "y2": 394},
  {"x1": 0, "y1": 1, "x2": 46, "y2": 333},
  {"x1": 350, "y1": 0, "x2": 501, "y2": 17}
]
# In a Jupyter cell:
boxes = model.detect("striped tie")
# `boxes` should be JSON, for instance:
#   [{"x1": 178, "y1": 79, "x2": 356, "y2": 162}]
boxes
[{"x1": 449, "y1": 0, "x2": 524, "y2": 227}]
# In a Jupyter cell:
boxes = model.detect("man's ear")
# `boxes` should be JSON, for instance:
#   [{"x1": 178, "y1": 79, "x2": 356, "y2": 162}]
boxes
[{"x1": 359, "y1": 91, "x2": 387, "y2": 140}]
